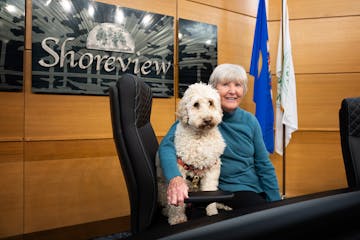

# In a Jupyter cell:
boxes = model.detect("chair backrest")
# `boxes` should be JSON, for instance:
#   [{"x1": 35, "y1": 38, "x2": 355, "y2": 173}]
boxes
[
  {"x1": 109, "y1": 74, "x2": 159, "y2": 234},
  {"x1": 339, "y1": 97, "x2": 360, "y2": 188}
]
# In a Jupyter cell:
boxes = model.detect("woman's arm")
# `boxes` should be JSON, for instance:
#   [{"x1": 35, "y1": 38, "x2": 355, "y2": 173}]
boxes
[
  {"x1": 158, "y1": 121, "x2": 182, "y2": 181},
  {"x1": 252, "y1": 119, "x2": 281, "y2": 201},
  {"x1": 158, "y1": 121, "x2": 189, "y2": 205}
]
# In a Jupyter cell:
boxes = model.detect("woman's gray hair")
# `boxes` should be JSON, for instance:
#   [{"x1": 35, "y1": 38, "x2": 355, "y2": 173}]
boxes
[{"x1": 208, "y1": 63, "x2": 248, "y2": 94}]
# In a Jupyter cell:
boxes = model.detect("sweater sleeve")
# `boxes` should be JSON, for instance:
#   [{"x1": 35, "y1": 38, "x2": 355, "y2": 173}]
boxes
[
  {"x1": 158, "y1": 121, "x2": 182, "y2": 182},
  {"x1": 252, "y1": 118, "x2": 281, "y2": 202}
]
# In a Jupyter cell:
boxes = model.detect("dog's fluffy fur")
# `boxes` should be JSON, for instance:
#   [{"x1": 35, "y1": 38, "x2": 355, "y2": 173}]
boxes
[{"x1": 156, "y1": 83, "x2": 227, "y2": 225}]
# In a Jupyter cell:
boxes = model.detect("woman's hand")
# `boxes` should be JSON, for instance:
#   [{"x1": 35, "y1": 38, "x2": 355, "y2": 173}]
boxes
[{"x1": 167, "y1": 176, "x2": 189, "y2": 206}]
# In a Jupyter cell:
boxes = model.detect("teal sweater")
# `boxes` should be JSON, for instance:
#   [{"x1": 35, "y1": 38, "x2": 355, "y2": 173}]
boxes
[{"x1": 159, "y1": 107, "x2": 281, "y2": 202}]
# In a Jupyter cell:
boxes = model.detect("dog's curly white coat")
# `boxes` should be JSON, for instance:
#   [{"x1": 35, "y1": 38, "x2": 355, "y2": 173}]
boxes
[{"x1": 157, "y1": 83, "x2": 228, "y2": 225}]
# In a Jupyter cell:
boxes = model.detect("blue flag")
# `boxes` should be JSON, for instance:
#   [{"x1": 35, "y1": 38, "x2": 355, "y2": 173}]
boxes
[{"x1": 250, "y1": 0, "x2": 274, "y2": 153}]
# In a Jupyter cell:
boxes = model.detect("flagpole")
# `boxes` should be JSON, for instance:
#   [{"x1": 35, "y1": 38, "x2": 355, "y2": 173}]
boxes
[
  {"x1": 281, "y1": 0, "x2": 286, "y2": 200},
  {"x1": 282, "y1": 125, "x2": 286, "y2": 199}
]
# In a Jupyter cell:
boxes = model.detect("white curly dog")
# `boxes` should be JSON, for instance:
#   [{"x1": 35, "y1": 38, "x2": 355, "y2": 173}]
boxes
[{"x1": 157, "y1": 82, "x2": 229, "y2": 225}]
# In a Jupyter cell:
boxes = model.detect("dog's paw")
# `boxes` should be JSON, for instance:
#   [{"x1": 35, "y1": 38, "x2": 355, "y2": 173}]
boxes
[
  {"x1": 206, "y1": 202, "x2": 218, "y2": 216},
  {"x1": 216, "y1": 202, "x2": 232, "y2": 211},
  {"x1": 168, "y1": 214, "x2": 187, "y2": 225}
]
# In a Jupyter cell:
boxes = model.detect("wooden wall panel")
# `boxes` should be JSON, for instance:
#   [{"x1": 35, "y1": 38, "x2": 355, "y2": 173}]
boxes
[
  {"x1": 240, "y1": 75, "x2": 256, "y2": 114},
  {"x1": 0, "y1": 142, "x2": 23, "y2": 238},
  {"x1": 269, "y1": 74, "x2": 360, "y2": 131},
  {"x1": 291, "y1": 17, "x2": 360, "y2": 74},
  {"x1": 24, "y1": 139, "x2": 128, "y2": 233},
  {"x1": 24, "y1": 88, "x2": 175, "y2": 140},
  {"x1": 151, "y1": 98, "x2": 176, "y2": 136},
  {"x1": 188, "y1": 0, "x2": 258, "y2": 17},
  {"x1": 269, "y1": 153, "x2": 284, "y2": 195},
  {"x1": 97, "y1": 0, "x2": 176, "y2": 17},
  {"x1": 25, "y1": 93, "x2": 113, "y2": 140},
  {"x1": 0, "y1": 92, "x2": 24, "y2": 141},
  {"x1": 25, "y1": 0, "x2": 32, "y2": 50},
  {"x1": 178, "y1": 0, "x2": 255, "y2": 66},
  {"x1": 297, "y1": 74, "x2": 360, "y2": 129},
  {"x1": 269, "y1": 0, "x2": 360, "y2": 20},
  {"x1": 284, "y1": 131, "x2": 347, "y2": 197},
  {"x1": 269, "y1": 17, "x2": 360, "y2": 74}
]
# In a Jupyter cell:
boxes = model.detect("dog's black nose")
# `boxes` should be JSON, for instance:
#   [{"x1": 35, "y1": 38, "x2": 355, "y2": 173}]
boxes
[{"x1": 203, "y1": 117, "x2": 213, "y2": 125}]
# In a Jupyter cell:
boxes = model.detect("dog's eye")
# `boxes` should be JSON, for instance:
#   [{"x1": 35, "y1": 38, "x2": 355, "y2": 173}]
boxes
[
  {"x1": 209, "y1": 100, "x2": 214, "y2": 106},
  {"x1": 193, "y1": 102, "x2": 199, "y2": 108}
]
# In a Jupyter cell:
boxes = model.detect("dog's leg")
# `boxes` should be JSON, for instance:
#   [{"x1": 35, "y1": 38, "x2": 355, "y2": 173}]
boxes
[
  {"x1": 216, "y1": 203, "x2": 232, "y2": 211},
  {"x1": 200, "y1": 162, "x2": 221, "y2": 216},
  {"x1": 167, "y1": 204, "x2": 187, "y2": 225},
  {"x1": 205, "y1": 202, "x2": 218, "y2": 216},
  {"x1": 200, "y1": 174, "x2": 218, "y2": 216}
]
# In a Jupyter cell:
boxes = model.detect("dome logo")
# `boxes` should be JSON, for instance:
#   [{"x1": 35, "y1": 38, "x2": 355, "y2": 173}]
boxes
[{"x1": 86, "y1": 23, "x2": 135, "y2": 53}]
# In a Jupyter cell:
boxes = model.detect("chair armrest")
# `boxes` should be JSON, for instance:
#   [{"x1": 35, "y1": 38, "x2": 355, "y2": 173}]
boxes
[{"x1": 185, "y1": 190, "x2": 234, "y2": 203}]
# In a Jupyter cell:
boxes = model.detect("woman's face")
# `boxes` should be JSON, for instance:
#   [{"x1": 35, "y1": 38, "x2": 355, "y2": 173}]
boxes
[{"x1": 215, "y1": 80, "x2": 245, "y2": 112}]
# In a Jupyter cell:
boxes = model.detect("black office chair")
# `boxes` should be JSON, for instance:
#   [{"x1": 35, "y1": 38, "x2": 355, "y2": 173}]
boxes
[
  {"x1": 109, "y1": 73, "x2": 159, "y2": 234},
  {"x1": 339, "y1": 97, "x2": 360, "y2": 188}
]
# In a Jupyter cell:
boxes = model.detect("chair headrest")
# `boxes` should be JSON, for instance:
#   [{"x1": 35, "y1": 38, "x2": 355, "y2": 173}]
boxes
[
  {"x1": 342, "y1": 97, "x2": 360, "y2": 137},
  {"x1": 134, "y1": 78, "x2": 152, "y2": 128},
  {"x1": 116, "y1": 74, "x2": 153, "y2": 128}
]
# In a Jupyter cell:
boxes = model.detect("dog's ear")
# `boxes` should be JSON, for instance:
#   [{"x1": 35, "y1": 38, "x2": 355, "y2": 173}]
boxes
[{"x1": 176, "y1": 97, "x2": 189, "y2": 125}]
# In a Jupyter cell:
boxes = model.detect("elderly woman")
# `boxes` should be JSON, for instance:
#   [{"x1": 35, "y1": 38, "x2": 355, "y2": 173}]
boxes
[{"x1": 159, "y1": 63, "x2": 281, "y2": 210}]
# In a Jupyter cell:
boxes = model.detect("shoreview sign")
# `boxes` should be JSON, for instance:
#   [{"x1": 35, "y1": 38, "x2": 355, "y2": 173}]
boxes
[
  {"x1": 39, "y1": 37, "x2": 171, "y2": 75},
  {"x1": 32, "y1": 0, "x2": 174, "y2": 97}
]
